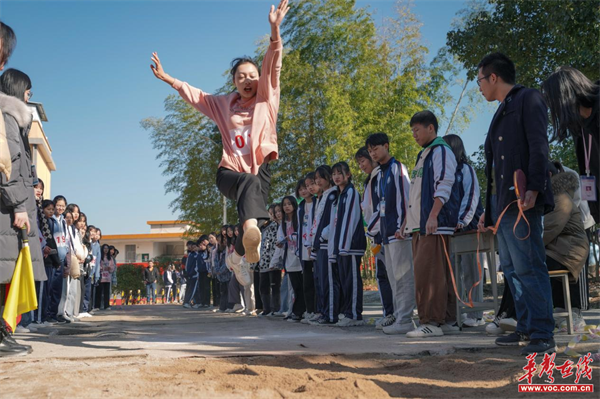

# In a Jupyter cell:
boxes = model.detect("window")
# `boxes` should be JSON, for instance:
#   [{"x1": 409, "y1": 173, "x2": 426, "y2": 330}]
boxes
[{"x1": 125, "y1": 245, "x2": 136, "y2": 262}]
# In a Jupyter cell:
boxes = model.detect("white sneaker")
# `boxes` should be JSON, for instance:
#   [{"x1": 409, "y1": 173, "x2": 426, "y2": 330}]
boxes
[
  {"x1": 406, "y1": 324, "x2": 443, "y2": 338},
  {"x1": 27, "y1": 324, "x2": 38, "y2": 332},
  {"x1": 15, "y1": 325, "x2": 30, "y2": 333},
  {"x1": 383, "y1": 320, "x2": 415, "y2": 335},
  {"x1": 301, "y1": 313, "x2": 314, "y2": 324},
  {"x1": 335, "y1": 317, "x2": 352, "y2": 327},
  {"x1": 345, "y1": 319, "x2": 366, "y2": 327},
  {"x1": 227, "y1": 255, "x2": 252, "y2": 287},
  {"x1": 376, "y1": 314, "x2": 396, "y2": 330},
  {"x1": 79, "y1": 312, "x2": 92, "y2": 318},
  {"x1": 271, "y1": 311, "x2": 284, "y2": 317},
  {"x1": 232, "y1": 303, "x2": 244, "y2": 313},
  {"x1": 499, "y1": 318, "x2": 517, "y2": 332},
  {"x1": 440, "y1": 322, "x2": 461, "y2": 335},
  {"x1": 242, "y1": 224, "x2": 262, "y2": 263},
  {"x1": 485, "y1": 318, "x2": 503, "y2": 335},
  {"x1": 183, "y1": 303, "x2": 191, "y2": 309},
  {"x1": 462, "y1": 317, "x2": 484, "y2": 327}
]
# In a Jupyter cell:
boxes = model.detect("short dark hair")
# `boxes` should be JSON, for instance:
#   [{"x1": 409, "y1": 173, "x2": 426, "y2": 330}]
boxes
[
  {"x1": 186, "y1": 240, "x2": 195, "y2": 246},
  {"x1": 304, "y1": 172, "x2": 316, "y2": 182},
  {"x1": 410, "y1": 110, "x2": 439, "y2": 133},
  {"x1": 197, "y1": 235, "x2": 209, "y2": 245},
  {"x1": 0, "y1": 22, "x2": 17, "y2": 67},
  {"x1": 477, "y1": 52, "x2": 516, "y2": 85},
  {"x1": 365, "y1": 133, "x2": 389, "y2": 148},
  {"x1": 230, "y1": 56, "x2": 260, "y2": 81},
  {"x1": 315, "y1": 165, "x2": 333, "y2": 186},
  {"x1": 354, "y1": 146, "x2": 371, "y2": 161},
  {"x1": 53, "y1": 195, "x2": 67, "y2": 205},
  {"x1": 41, "y1": 199, "x2": 54, "y2": 210},
  {"x1": 0, "y1": 69, "x2": 31, "y2": 102},
  {"x1": 294, "y1": 177, "x2": 307, "y2": 198}
]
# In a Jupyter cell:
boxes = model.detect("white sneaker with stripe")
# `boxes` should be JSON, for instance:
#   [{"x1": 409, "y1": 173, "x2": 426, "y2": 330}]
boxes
[{"x1": 406, "y1": 324, "x2": 443, "y2": 338}]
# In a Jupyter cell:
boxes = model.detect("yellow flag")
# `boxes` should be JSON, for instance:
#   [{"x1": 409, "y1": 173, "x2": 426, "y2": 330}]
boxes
[{"x1": 2, "y1": 228, "x2": 38, "y2": 331}]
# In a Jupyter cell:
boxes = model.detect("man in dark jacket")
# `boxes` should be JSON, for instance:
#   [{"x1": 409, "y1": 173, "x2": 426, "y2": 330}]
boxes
[
  {"x1": 143, "y1": 261, "x2": 160, "y2": 304},
  {"x1": 476, "y1": 53, "x2": 555, "y2": 355}
]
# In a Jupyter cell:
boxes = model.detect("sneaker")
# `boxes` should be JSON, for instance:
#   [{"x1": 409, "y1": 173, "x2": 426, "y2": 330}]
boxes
[
  {"x1": 26, "y1": 324, "x2": 38, "y2": 332},
  {"x1": 384, "y1": 321, "x2": 416, "y2": 335},
  {"x1": 183, "y1": 303, "x2": 191, "y2": 309},
  {"x1": 192, "y1": 304, "x2": 201, "y2": 309},
  {"x1": 79, "y1": 312, "x2": 92, "y2": 318},
  {"x1": 258, "y1": 311, "x2": 271, "y2": 317},
  {"x1": 520, "y1": 338, "x2": 557, "y2": 356},
  {"x1": 15, "y1": 326, "x2": 30, "y2": 334},
  {"x1": 271, "y1": 312, "x2": 284, "y2": 318},
  {"x1": 47, "y1": 318, "x2": 59, "y2": 324},
  {"x1": 242, "y1": 224, "x2": 262, "y2": 263},
  {"x1": 335, "y1": 317, "x2": 352, "y2": 327},
  {"x1": 316, "y1": 317, "x2": 337, "y2": 326},
  {"x1": 499, "y1": 318, "x2": 517, "y2": 332},
  {"x1": 440, "y1": 322, "x2": 461, "y2": 335},
  {"x1": 406, "y1": 324, "x2": 443, "y2": 338},
  {"x1": 224, "y1": 308, "x2": 234, "y2": 313},
  {"x1": 376, "y1": 314, "x2": 396, "y2": 330},
  {"x1": 39, "y1": 321, "x2": 54, "y2": 327},
  {"x1": 462, "y1": 317, "x2": 484, "y2": 327},
  {"x1": 301, "y1": 313, "x2": 315, "y2": 324},
  {"x1": 345, "y1": 319, "x2": 366, "y2": 327},
  {"x1": 287, "y1": 314, "x2": 302, "y2": 323},
  {"x1": 495, "y1": 331, "x2": 530, "y2": 346},
  {"x1": 485, "y1": 318, "x2": 504, "y2": 335},
  {"x1": 308, "y1": 316, "x2": 324, "y2": 326},
  {"x1": 105, "y1": 307, "x2": 112, "y2": 311},
  {"x1": 56, "y1": 315, "x2": 70, "y2": 324},
  {"x1": 233, "y1": 304, "x2": 244, "y2": 313}
]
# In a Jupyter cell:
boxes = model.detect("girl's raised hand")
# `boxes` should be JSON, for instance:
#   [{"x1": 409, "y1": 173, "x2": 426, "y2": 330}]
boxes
[
  {"x1": 150, "y1": 52, "x2": 174, "y2": 85},
  {"x1": 269, "y1": 0, "x2": 290, "y2": 28}
]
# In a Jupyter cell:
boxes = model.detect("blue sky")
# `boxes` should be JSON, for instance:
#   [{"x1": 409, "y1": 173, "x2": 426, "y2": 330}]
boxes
[{"x1": 0, "y1": 0, "x2": 495, "y2": 234}]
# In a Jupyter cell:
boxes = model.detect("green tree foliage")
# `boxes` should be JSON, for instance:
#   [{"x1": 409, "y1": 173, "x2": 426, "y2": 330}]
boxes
[
  {"x1": 447, "y1": 0, "x2": 600, "y2": 87},
  {"x1": 143, "y1": 0, "x2": 476, "y2": 228},
  {"x1": 115, "y1": 264, "x2": 147, "y2": 297}
]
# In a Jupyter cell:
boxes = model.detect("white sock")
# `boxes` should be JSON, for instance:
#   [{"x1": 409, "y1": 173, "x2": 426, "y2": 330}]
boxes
[{"x1": 231, "y1": 251, "x2": 242, "y2": 265}]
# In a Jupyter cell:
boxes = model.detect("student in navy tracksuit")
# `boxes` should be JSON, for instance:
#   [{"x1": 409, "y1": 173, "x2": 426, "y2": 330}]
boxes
[
  {"x1": 183, "y1": 243, "x2": 199, "y2": 308},
  {"x1": 404, "y1": 111, "x2": 460, "y2": 338},
  {"x1": 196, "y1": 236, "x2": 211, "y2": 307},
  {"x1": 304, "y1": 171, "x2": 325, "y2": 319},
  {"x1": 330, "y1": 162, "x2": 367, "y2": 326},
  {"x1": 296, "y1": 177, "x2": 318, "y2": 320},
  {"x1": 355, "y1": 146, "x2": 394, "y2": 329},
  {"x1": 309, "y1": 166, "x2": 340, "y2": 326},
  {"x1": 444, "y1": 134, "x2": 485, "y2": 326},
  {"x1": 366, "y1": 133, "x2": 416, "y2": 335}
]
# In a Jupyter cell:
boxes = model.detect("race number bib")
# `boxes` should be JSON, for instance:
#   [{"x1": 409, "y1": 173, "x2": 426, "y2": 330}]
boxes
[
  {"x1": 229, "y1": 125, "x2": 251, "y2": 157},
  {"x1": 581, "y1": 176, "x2": 597, "y2": 202}
]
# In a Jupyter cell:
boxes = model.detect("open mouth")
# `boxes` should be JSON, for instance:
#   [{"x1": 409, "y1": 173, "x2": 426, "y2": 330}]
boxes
[{"x1": 244, "y1": 87, "x2": 253, "y2": 93}]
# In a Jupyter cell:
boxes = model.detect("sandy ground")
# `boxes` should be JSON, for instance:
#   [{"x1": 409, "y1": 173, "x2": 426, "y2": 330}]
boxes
[{"x1": 1, "y1": 302, "x2": 599, "y2": 399}]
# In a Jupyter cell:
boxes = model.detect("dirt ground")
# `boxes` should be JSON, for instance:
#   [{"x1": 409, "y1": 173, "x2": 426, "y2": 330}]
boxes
[{"x1": 1, "y1": 303, "x2": 599, "y2": 399}]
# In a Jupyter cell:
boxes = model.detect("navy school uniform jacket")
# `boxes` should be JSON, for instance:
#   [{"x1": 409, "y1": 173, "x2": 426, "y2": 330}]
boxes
[
  {"x1": 185, "y1": 251, "x2": 198, "y2": 278},
  {"x1": 311, "y1": 187, "x2": 339, "y2": 258},
  {"x1": 329, "y1": 182, "x2": 367, "y2": 262},
  {"x1": 197, "y1": 250, "x2": 209, "y2": 274},
  {"x1": 296, "y1": 197, "x2": 317, "y2": 262},
  {"x1": 363, "y1": 166, "x2": 382, "y2": 244},
  {"x1": 367, "y1": 157, "x2": 410, "y2": 244},
  {"x1": 456, "y1": 162, "x2": 483, "y2": 229},
  {"x1": 414, "y1": 138, "x2": 460, "y2": 235}
]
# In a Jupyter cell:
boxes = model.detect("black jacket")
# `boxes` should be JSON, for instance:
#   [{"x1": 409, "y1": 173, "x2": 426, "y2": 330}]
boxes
[
  {"x1": 484, "y1": 85, "x2": 554, "y2": 226},
  {"x1": 143, "y1": 267, "x2": 159, "y2": 284}
]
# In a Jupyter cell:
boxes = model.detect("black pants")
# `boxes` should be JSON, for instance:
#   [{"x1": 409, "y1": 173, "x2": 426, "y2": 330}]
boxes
[
  {"x1": 547, "y1": 256, "x2": 582, "y2": 310},
  {"x1": 338, "y1": 255, "x2": 363, "y2": 320},
  {"x1": 253, "y1": 270, "x2": 263, "y2": 310},
  {"x1": 216, "y1": 164, "x2": 271, "y2": 256},
  {"x1": 259, "y1": 270, "x2": 282, "y2": 313},
  {"x1": 211, "y1": 277, "x2": 220, "y2": 306},
  {"x1": 95, "y1": 282, "x2": 111, "y2": 309},
  {"x1": 184, "y1": 277, "x2": 197, "y2": 305},
  {"x1": 498, "y1": 280, "x2": 516, "y2": 319},
  {"x1": 198, "y1": 272, "x2": 211, "y2": 306},
  {"x1": 302, "y1": 261, "x2": 316, "y2": 314},
  {"x1": 219, "y1": 281, "x2": 231, "y2": 311},
  {"x1": 287, "y1": 271, "x2": 305, "y2": 317}
]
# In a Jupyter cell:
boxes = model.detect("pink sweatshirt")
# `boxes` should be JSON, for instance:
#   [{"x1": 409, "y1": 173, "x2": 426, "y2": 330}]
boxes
[{"x1": 172, "y1": 39, "x2": 282, "y2": 175}]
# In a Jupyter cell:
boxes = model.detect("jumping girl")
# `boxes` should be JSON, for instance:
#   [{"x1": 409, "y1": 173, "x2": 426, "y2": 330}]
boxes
[{"x1": 150, "y1": 1, "x2": 290, "y2": 283}]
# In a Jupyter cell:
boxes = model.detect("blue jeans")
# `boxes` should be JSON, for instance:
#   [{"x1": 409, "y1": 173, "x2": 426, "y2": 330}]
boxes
[
  {"x1": 146, "y1": 283, "x2": 156, "y2": 304},
  {"x1": 491, "y1": 196, "x2": 554, "y2": 340}
]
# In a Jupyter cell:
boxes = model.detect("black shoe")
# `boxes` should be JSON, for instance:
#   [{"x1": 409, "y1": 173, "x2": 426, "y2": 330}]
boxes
[
  {"x1": 495, "y1": 331, "x2": 530, "y2": 346},
  {"x1": 56, "y1": 315, "x2": 70, "y2": 324},
  {"x1": 0, "y1": 322, "x2": 32, "y2": 357},
  {"x1": 287, "y1": 314, "x2": 302, "y2": 323},
  {"x1": 521, "y1": 339, "x2": 556, "y2": 356}
]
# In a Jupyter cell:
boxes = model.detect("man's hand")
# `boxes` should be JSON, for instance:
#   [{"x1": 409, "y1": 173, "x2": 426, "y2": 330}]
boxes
[
  {"x1": 13, "y1": 211, "x2": 30, "y2": 233},
  {"x1": 521, "y1": 190, "x2": 538, "y2": 211},
  {"x1": 477, "y1": 212, "x2": 487, "y2": 233},
  {"x1": 425, "y1": 215, "x2": 438, "y2": 235}
]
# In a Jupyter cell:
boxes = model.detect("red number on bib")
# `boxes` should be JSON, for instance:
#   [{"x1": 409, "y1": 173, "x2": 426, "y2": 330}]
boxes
[{"x1": 235, "y1": 135, "x2": 245, "y2": 149}]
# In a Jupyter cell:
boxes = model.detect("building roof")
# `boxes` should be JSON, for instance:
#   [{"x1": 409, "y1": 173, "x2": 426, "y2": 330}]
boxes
[
  {"x1": 102, "y1": 232, "x2": 186, "y2": 240},
  {"x1": 146, "y1": 220, "x2": 190, "y2": 226}
]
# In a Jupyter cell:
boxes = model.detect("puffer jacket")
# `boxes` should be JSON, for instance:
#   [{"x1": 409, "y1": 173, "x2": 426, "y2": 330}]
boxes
[
  {"x1": 0, "y1": 91, "x2": 45, "y2": 283},
  {"x1": 543, "y1": 172, "x2": 589, "y2": 281}
]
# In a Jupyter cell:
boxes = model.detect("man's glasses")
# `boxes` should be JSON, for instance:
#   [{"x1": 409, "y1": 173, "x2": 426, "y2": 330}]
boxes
[{"x1": 476, "y1": 75, "x2": 491, "y2": 86}]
